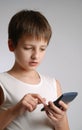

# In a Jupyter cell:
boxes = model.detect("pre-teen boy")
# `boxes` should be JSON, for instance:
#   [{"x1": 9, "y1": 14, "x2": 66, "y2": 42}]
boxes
[{"x1": 0, "y1": 10, "x2": 70, "y2": 130}]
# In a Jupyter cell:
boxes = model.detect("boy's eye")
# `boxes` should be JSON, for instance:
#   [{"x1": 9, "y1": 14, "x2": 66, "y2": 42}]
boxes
[
  {"x1": 24, "y1": 47, "x2": 32, "y2": 50},
  {"x1": 40, "y1": 48, "x2": 46, "y2": 51}
]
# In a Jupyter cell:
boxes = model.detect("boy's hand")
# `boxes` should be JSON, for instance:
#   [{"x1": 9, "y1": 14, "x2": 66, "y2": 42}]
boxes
[
  {"x1": 45, "y1": 100, "x2": 68, "y2": 124},
  {"x1": 19, "y1": 93, "x2": 46, "y2": 113}
]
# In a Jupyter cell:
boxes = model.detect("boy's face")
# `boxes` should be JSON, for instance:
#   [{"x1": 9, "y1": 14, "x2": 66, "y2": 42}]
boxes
[{"x1": 13, "y1": 36, "x2": 48, "y2": 71}]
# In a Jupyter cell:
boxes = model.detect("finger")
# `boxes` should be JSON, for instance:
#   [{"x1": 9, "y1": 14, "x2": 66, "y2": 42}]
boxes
[
  {"x1": 59, "y1": 101, "x2": 69, "y2": 111},
  {"x1": 46, "y1": 111, "x2": 61, "y2": 122},
  {"x1": 46, "y1": 110, "x2": 58, "y2": 121},
  {"x1": 22, "y1": 94, "x2": 38, "y2": 111},
  {"x1": 22, "y1": 99, "x2": 34, "y2": 112},
  {"x1": 45, "y1": 106, "x2": 65, "y2": 122},
  {"x1": 47, "y1": 101, "x2": 64, "y2": 114},
  {"x1": 24, "y1": 94, "x2": 38, "y2": 105},
  {"x1": 32, "y1": 94, "x2": 46, "y2": 105}
]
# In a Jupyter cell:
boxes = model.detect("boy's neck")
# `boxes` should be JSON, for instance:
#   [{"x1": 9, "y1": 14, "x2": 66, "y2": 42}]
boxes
[{"x1": 7, "y1": 66, "x2": 41, "y2": 85}]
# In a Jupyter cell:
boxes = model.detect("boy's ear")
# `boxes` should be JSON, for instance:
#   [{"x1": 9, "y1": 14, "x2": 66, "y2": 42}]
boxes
[{"x1": 8, "y1": 39, "x2": 15, "y2": 51}]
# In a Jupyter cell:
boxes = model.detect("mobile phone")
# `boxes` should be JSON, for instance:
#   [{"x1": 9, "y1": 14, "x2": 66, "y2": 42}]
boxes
[{"x1": 41, "y1": 92, "x2": 78, "y2": 111}]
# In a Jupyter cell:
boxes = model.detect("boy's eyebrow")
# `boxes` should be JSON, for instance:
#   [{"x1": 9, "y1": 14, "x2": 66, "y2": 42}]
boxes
[
  {"x1": 23, "y1": 43, "x2": 47, "y2": 47},
  {"x1": 23, "y1": 44, "x2": 33, "y2": 46},
  {"x1": 40, "y1": 45, "x2": 47, "y2": 47}
]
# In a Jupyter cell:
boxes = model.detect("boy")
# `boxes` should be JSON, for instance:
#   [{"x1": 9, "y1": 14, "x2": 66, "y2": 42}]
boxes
[{"x1": 0, "y1": 10, "x2": 70, "y2": 130}]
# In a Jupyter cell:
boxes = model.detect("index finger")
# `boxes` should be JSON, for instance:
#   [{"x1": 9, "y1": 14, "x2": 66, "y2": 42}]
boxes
[{"x1": 31, "y1": 94, "x2": 46, "y2": 105}]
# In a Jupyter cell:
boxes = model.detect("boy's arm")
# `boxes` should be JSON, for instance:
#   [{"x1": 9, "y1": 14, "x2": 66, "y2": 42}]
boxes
[
  {"x1": 55, "y1": 80, "x2": 70, "y2": 130},
  {"x1": 0, "y1": 86, "x2": 23, "y2": 129},
  {"x1": 0, "y1": 86, "x2": 18, "y2": 129},
  {"x1": 0, "y1": 107, "x2": 18, "y2": 130},
  {"x1": 45, "y1": 80, "x2": 70, "y2": 130},
  {"x1": 0, "y1": 86, "x2": 4, "y2": 105}
]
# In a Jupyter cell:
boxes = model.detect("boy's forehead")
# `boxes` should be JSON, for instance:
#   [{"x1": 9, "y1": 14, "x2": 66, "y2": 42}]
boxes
[
  {"x1": 23, "y1": 39, "x2": 47, "y2": 45},
  {"x1": 20, "y1": 35, "x2": 47, "y2": 43},
  {"x1": 18, "y1": 36, "x2": 47, "y2": 47}
]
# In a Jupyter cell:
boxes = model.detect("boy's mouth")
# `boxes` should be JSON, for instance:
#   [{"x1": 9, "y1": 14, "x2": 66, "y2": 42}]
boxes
[{"x1": 29, "y1": 61, "x2": 39, "y2": 66}]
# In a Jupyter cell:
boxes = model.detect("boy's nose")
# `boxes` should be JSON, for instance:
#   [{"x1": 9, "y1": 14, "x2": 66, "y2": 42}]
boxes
[{"x1": 31, "y1": 50, "x2": 39, "y2": 60}]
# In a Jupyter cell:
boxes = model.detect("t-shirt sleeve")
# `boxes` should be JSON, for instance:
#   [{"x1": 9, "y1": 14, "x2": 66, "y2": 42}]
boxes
[{"x1": 0, "y1": 82, "x2": 7, "y2": 103}]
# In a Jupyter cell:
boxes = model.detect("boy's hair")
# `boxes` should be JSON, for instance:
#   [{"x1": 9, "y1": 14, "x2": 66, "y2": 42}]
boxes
[{"x1": 8, "y1": 9, "x2": 52, "y2": 47}]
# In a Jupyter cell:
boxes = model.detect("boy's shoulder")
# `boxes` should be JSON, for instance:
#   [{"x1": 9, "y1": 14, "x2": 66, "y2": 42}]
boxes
[
  {"x1": 0, "y1": 72, "x2": 6, "y2": 77},
  {"x1": 0, "y1": 72, "x2": 9, "y2": 81},
  {"x1": 40, "y1": 73, "x2": 56, "y2": 84}
]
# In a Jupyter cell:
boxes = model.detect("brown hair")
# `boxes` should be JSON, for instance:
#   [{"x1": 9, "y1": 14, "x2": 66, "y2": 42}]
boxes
[{"x1": 8, "y1": 10, "x2": 52, "y2": 47}]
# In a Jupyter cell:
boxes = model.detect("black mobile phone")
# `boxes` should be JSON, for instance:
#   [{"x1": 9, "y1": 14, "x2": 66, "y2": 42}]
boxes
[{"x1": 41, "y1": 92, "x2": 78, "y2": 111}]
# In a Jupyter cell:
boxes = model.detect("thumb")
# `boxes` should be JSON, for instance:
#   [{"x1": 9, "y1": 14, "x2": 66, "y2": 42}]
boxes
[{"x1": 38, "y1": 98, "x2": 46, "y2": 104}]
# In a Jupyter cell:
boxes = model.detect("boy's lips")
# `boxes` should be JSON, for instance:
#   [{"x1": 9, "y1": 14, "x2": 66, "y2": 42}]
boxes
[{"x1": 29, "y1": 61, "x2": 39, "y2": 66}]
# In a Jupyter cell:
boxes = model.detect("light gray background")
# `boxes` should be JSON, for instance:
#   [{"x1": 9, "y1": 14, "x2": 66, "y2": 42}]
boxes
[{"x1": 0, "y1": 0, "x2": 82, "y2": 129}]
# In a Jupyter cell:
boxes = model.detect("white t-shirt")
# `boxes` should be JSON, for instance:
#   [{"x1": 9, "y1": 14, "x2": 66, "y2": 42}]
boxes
[{"x1": 0, "y1": 72, "x2": 57, "y2": 130}]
